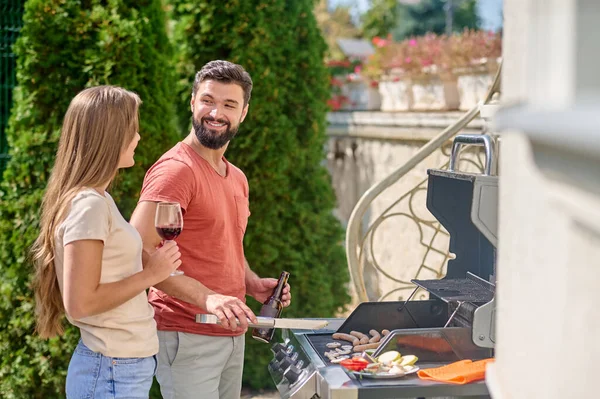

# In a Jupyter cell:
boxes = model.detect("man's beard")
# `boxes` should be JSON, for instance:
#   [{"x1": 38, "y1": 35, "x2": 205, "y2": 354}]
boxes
[{"x1": 192, "y1": 116, "x2": 239, "y2": 150}]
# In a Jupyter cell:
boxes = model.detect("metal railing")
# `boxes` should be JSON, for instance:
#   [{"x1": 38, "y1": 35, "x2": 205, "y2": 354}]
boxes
[{"x1": 345, "y1": 63, "x2": 502, "y2": 302}]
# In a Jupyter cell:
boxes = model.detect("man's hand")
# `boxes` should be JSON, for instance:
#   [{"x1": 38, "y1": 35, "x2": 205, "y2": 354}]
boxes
[
  {"x1": 205, "y1": 293, "x2": 257, "y2": 332},
  {"x1": 247, "y1": 278, "x2": 292, "y2": 308}
]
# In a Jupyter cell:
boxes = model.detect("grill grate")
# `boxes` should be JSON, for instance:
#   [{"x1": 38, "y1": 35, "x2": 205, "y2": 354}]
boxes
[
  {"x1": 306, "y1": 333, "x2": 354, "y2": 365},
  {"x1": 412, "y1": 272, "x2": 494, "y2": 304}
]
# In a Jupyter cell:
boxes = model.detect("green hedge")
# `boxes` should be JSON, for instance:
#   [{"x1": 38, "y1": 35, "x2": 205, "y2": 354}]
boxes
[
  {"x1": 0, "y1": 0, "x2": 350, "y2": 396},
  {"x1": 0, "y1": 1, "x2": 180, "y2": 397},
  {"x1": 0, "y1": 0, "x2": 25, "y2": 177},
  {"x1": 169, "y1": 0, "x2": 351, "y2": 389}
]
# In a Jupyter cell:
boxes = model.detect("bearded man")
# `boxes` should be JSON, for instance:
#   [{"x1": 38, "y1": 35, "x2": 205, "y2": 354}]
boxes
[{"x1": 130, "y1": 60, "x2": 292, "y2": 399}]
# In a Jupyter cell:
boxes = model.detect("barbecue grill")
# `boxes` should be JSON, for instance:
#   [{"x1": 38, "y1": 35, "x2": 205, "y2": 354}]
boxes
[{"x1": 267, "y1": 134, "x2": 498, "y2": 398}]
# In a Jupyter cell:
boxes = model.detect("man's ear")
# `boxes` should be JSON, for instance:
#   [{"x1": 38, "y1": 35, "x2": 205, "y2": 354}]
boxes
[
  {"x1": 240, "y1": 104, "x2": 249, "y2": 123},
  {"x1": 190, "y1": 96, "x2": 195, "y2": 112}
]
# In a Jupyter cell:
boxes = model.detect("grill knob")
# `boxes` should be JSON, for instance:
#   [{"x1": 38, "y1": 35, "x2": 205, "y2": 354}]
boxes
[
  {"x1": 277, "y1": 357, "x2": 294, "y2": 373},
  {"x1": 284, "y1": 364, "x2": 304, "y2": 384},
  {"x1": 274, "y1": 349, "x2": 288, "y2": 362},
  {"x1": 268, "y1": 358, "x2": 278, "y2": 370},
  {"x1": 271, "y1": 342, "x2": 287, "y2": 354}
]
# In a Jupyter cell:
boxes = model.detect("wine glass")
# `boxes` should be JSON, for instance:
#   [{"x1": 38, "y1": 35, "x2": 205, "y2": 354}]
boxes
[{"x1": 155, "y1": 201, "x2": 184, "y2": 276}]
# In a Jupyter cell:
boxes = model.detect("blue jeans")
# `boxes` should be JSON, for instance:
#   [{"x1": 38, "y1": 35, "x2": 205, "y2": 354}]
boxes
[{"x1": 66, "y1": 340, "x2": 157, "y2": 399}]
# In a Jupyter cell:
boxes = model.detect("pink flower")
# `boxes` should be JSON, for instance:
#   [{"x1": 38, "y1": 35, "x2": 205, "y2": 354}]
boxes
[
  {"x1": 404, "y1": 57, "x2": 412, "y2": 64},
  {"x1": 354, "y1": 65, "x2": 362, "y2": 74},
  {"x1": 327, "y1": 98, "x2": 340, "y2": 110},
  {"x1": 330, "y1": 77, "x2": 344, "y2": 87},
  {"x1": 372, "y1": 36, "x2": 388, "y2": 48},
  {"x1": 409, "y1": 39, "x2": 417, "y2": 47}
]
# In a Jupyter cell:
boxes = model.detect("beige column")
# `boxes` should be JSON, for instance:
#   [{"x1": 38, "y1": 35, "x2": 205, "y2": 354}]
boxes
[{"x1": 489, "y1": 0, "x2": 600, "y2": 398}]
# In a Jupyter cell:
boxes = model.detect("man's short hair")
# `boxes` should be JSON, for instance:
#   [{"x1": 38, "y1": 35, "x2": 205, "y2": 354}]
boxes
[{"x1": 193, "y1": 60, "x2": 253, "y2": 106}]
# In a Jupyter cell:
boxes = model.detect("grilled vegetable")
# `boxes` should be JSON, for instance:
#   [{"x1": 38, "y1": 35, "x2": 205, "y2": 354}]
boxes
[
  {"x1": 339, "y1": 357, "x2": 369, "y2": 371},
  {"x1": 389, "y1": 365, "x2": 406, "y2": 376},
  {"x1": 400, "y1": 355, "x2": 418, "y2": 366},
  {"x1": 330, "y1": 355, "x2": 350, "y2": 363},
  {"x1": 377, "y1": 350, "x2": 401, "y2": 365}
]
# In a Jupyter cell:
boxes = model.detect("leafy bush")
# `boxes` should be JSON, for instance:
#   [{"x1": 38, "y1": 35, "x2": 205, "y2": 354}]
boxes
[
  {"x1": 0, "y1": 1, "x2": 180, "y2": 397},
  {"x1": 168, "y1": 0, "x2": 351, "y2": 389}
]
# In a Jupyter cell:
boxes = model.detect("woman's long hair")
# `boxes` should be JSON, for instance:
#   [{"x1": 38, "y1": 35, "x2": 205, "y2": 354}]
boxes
[{"x1": 31, "y1": 86, "x2": 141, "y2": 338}]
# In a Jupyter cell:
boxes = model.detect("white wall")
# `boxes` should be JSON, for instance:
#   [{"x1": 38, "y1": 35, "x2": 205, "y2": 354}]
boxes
[{"x1": 489, "y1": 0, "x2": 600, "y2": 397}]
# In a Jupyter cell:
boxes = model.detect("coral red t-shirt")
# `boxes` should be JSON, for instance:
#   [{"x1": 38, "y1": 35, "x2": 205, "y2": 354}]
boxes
[{"x1": 139, "y1": 142, "x2": 250, "y2": 336}]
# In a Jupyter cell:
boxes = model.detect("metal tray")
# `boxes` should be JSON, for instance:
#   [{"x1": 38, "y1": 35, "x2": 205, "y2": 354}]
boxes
[{"x1": 350, "y1": 366, "x2": 420, "y2": 379}]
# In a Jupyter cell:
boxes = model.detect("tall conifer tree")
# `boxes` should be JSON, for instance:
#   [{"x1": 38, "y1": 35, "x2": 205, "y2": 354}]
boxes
[
  {"x1": 169, "y1": 0, "x2": 350, "y2": 387},
  {"x1": 0, "y1": 1, "x2": 179, "y2": 397}
]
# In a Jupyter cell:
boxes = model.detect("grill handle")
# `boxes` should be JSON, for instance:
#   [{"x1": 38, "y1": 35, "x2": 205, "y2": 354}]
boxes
[{"x1": 449, "y1": 134, "x2": 497, "y2": 176}]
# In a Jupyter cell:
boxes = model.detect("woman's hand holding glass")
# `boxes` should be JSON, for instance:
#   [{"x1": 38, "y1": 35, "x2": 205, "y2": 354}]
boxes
[
  {"x1": 145, "y1": 241, "x2": 182, "y2": 283},
  {"x1": 155, "y1": 202, "x2": 184, "y2": 276}
]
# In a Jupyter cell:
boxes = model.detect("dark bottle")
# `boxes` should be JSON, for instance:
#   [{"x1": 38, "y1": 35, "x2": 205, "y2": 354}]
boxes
[{"x1": 252, "y1": 271, "x2": 290, "y2": 343}]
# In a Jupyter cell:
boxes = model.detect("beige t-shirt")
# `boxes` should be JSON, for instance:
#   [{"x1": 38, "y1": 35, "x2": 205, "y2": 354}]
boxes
[{"x1": 54, "y1": 189, "x2": 158, "y2": 358}]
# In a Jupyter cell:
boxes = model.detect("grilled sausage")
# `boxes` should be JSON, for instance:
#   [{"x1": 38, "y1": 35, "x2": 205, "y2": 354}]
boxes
[
  {"x1": 353, "y1": 342, "x2": 381, "y2": 352},
  {"x1": 382, "y1": 329, "x2": 391, "y2": 336},
  {"x1": 350, "y1": 330, "x2": 370, "y2": 345},
  {"x1": 368, "y1": 329, "x2": 381, "y2": 343},
  {"x1": 332, "y1": 332, "x2": 360, "y2": 346}
]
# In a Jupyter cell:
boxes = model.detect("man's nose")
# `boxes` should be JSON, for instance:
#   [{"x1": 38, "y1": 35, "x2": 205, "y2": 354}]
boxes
[{"x1": 209, "y1": 107, "x2": 222, "y2": 119}]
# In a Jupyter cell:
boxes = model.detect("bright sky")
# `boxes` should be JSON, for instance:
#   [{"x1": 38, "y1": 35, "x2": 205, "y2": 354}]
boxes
[{"x1": 329, "y1": 0, "x2": 503, "y2": 31}]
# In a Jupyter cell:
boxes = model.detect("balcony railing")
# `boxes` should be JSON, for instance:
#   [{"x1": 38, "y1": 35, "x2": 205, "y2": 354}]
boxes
[{"x1": 345, "y1": 63, "x2": 502, "y2": 302}]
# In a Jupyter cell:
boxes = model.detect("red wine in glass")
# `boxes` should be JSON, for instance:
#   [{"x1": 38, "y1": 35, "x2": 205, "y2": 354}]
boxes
[
  {"x1": 156, "y1": 226, "x2": 182, "y2": 241},
  {"x1": 155, "y1": 202, "x2": 184, "y2": 276}
]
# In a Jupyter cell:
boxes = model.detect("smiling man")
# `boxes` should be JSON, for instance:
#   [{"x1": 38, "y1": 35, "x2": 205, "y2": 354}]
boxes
[{"x1": 130, "y1": 60, "x2": 291, "y2": 399}]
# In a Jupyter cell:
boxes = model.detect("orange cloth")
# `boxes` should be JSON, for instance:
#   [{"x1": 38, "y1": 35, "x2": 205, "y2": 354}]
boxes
[{"x1": 417, "y1": 358, "x2": 494, "y2": 385}]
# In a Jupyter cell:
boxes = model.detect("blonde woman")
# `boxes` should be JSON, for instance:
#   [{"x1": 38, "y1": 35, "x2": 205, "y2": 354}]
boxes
[{"x1": 31, "y1": 86, "x2": 181, "y2": 398}]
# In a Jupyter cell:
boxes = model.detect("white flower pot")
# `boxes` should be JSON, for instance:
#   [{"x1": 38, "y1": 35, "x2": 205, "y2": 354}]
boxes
[
  {"x1": 411, "y1": 77, "x2": 459, "y2": 111},
  {"x1": 341, "y1": 81, "x2": 382, "y2": 111},
  {"x1": 457, "y1": 73, "x2": 494, "y2": 110},
  {"x1": 378, "y1": 79, "x2": 413, "y2": 111}
]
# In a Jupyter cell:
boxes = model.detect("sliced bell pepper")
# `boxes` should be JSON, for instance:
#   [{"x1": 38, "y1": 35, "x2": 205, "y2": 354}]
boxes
[{"x1": 340, "y1": 357, "x2": 369, "y2": 372}]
